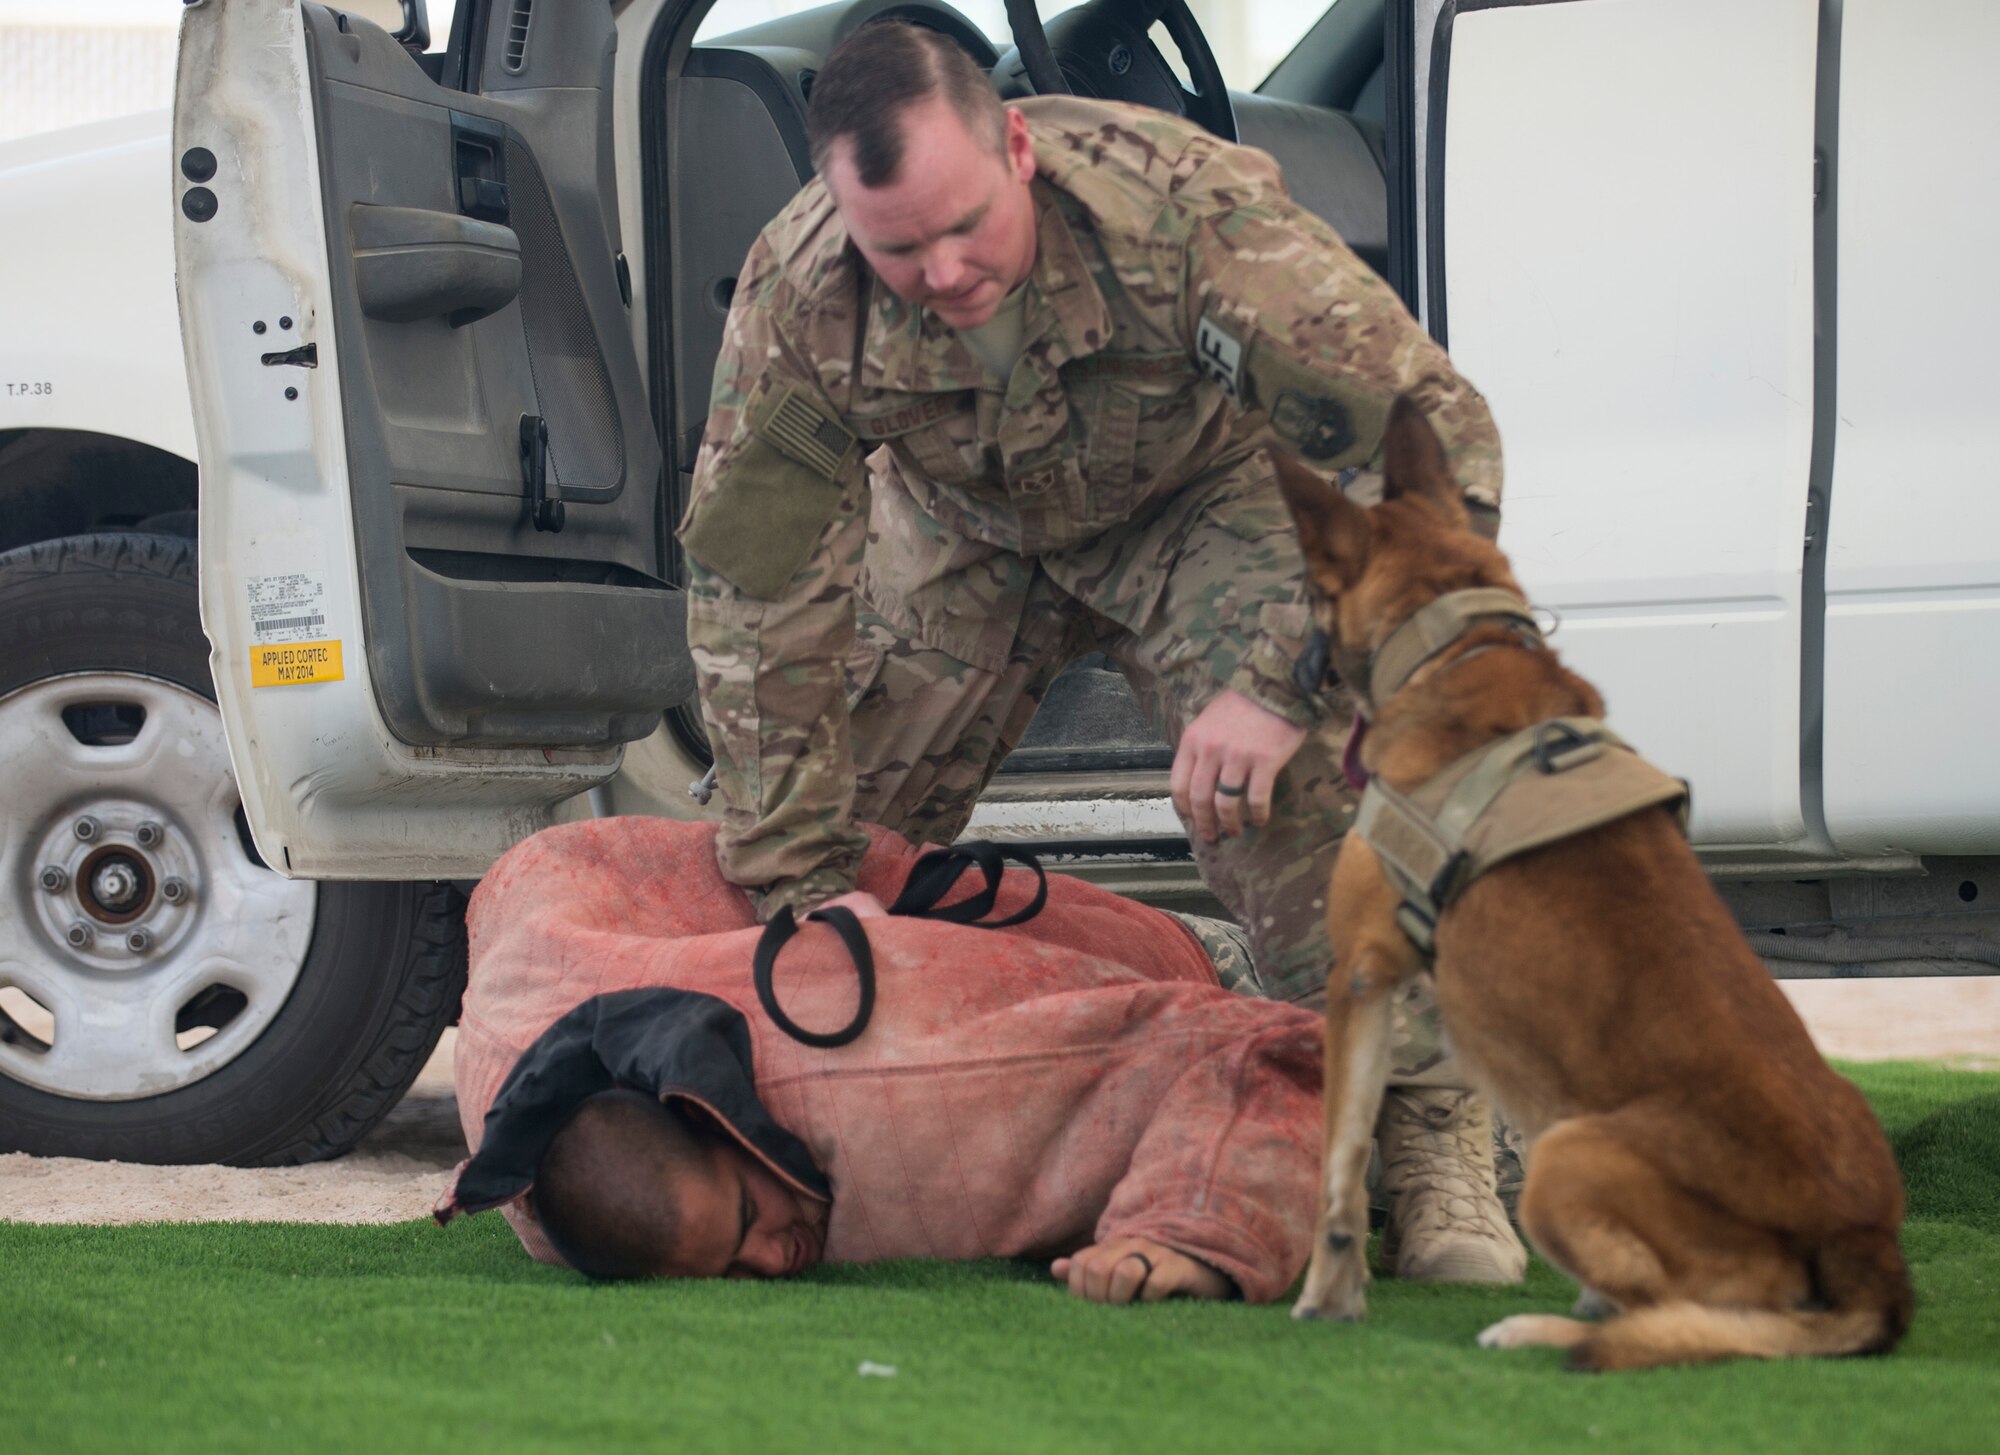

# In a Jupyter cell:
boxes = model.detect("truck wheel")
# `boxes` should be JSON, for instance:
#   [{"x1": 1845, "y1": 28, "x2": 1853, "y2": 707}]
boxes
[{"x1": 0, "y1": 533, "x2": 466, "y2": 1164}]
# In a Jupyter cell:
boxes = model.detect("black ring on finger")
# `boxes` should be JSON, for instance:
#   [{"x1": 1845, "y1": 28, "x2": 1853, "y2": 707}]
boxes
[
  {"x1": 1215, "y1": 782, "x2": 1248, "y2": 797},
  {"x1": 1121, "y1": 1250, "x2": 1155, "y2": 1286}
]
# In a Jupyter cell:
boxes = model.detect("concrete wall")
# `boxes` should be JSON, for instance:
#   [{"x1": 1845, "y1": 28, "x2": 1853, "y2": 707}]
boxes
[
  {"x1": 0, "y1": 22, "x2": 176, "y2": 146},
  {"x1": 0, "y1": 1, "x2": 436, "y2": 147}
]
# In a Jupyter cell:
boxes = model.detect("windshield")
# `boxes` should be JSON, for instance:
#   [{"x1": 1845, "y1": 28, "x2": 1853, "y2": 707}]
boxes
[{"x1": 692, "y1": 1, "x2": 1336, "y2": 93}]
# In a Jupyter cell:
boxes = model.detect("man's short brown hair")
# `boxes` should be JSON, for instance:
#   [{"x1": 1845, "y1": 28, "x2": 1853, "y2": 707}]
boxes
[
  {"x1": 806, "y1": 20, "x2": 1006, "y2": 186},
  {"x1": 533, "y1": 1089, "x2": 715, "y2": 1281}
]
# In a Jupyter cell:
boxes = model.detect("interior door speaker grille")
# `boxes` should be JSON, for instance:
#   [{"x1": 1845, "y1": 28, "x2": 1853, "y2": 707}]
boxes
[
  {"x1": 506, "y1": 140, "x2": 622, "y2": 492},
  {"x1": 503, "y1": 0, "x2": 533, "y2": 74}
]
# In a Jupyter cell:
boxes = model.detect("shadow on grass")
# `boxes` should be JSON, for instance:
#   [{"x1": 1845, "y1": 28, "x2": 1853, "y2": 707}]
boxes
[{"x1": 1892, "y1": 1093, "x2": 2000, "y2": 1233}]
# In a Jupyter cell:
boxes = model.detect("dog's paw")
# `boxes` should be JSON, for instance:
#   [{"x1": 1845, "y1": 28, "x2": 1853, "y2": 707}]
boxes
[
  {"x1": 1477, "y1": 1314, "x2": 1590, "y2": 1351},
  {"x1": 1292, "y1": 1240, "x2": 1370, "y2": 1322},
  {"x1": 1292, "y1": 1289, "x2": 1366, "y2": 1323}
]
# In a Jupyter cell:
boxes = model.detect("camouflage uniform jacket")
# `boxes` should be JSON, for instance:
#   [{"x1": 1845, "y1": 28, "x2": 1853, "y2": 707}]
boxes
[{"x1": 680, "y1": 95, "x2": 1503, "y2": 916}]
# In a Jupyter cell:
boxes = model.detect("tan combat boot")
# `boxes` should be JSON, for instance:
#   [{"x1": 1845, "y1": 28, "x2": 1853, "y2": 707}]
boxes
[{"x1": 1378, "y1": 1087, "x2": 1528, "y2": 1284}]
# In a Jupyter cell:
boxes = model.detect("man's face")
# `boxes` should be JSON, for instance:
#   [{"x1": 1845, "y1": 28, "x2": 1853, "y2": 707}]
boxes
[
  {"x1": 660, "y1": 1136, "x2": 829, "y2": 1280},
  {"x1": 826, "y1": 97, "x2": 1039, "y2": 331}
]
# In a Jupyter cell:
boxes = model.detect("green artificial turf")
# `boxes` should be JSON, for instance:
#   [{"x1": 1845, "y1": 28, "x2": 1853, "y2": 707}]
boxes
[{"x1": 5, "y1": 1063, "x2": 1998, "y2": 1455}]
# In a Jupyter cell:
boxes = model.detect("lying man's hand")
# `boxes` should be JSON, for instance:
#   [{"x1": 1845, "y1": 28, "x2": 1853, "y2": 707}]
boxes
[
  {"x1": 1170, "y1": 688, "x2": 1308, "y2": 843},
  {"x1": 1051, "y1": 1236, "x2": 1235, "y2": 1304}
]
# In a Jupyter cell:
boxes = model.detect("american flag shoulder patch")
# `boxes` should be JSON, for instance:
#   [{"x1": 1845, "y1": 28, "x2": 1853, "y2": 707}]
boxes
[{"x1": 751, "y1": 384, "x2": 857, "y2": 480}]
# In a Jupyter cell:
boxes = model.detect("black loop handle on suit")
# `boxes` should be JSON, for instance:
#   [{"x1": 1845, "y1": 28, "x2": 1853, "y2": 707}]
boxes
[
  {"x1": 754, "y1": 904, "x2": 876, "y2": 1049},
  {"x1": 886, "y1": 841, "x2": 1049, "y2": 926},
  {"x1": 751, "y1": 843, "x2": 1048, "y2": 1048}
]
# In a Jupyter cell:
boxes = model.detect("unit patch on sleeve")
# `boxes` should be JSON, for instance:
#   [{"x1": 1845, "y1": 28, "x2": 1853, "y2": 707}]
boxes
[
  {"x1": 1269, "y1": 390, "x2": 1355, "y2": 462},
  {"x1": 1244, "y1": 343, "x2": 1392, "y2": 470}
]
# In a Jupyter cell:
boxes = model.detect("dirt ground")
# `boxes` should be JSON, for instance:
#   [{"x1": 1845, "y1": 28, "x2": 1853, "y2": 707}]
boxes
[{"x1": 2, "y1": 977, "x2": 1996, "y2": 1225}]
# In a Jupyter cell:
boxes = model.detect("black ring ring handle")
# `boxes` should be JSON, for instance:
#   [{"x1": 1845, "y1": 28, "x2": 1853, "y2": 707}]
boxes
[
  {"x1": 887, "y1": 841, "x2": 1049, "y2": 927},
  {"x1": 754, "y1": 904, "x2": 876, "y2": 1049},
  {"x1": 752, "y1": 843, "x2": 1050, "y2": 1049}
]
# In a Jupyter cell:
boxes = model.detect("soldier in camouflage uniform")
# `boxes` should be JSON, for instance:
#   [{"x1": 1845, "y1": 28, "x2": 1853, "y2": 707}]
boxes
[{"x1": 678, "y1": 22, "x2": 1522, "y2": 1282}]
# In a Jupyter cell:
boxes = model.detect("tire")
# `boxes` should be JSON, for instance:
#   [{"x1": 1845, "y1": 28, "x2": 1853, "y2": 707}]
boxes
[{"x1": 0, "y1": 533, "x2": 466, "y2": 1164}]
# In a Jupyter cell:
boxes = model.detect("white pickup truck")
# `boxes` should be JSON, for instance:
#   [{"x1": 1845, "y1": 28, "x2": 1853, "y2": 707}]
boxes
[{"x1": 2, "y1": 0, "x2": 1994, "y2": 1164}]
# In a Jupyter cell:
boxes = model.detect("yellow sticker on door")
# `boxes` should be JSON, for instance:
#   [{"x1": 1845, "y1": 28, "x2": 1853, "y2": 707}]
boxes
[{"x1": 249, "y1": 639, "x2": 344, "y2": 687}]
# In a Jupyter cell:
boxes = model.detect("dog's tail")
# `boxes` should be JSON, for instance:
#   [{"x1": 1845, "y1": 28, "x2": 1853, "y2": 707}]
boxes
[{"x1": 1569, "y1": 1228, "x2": 1913, "y2": 1373}]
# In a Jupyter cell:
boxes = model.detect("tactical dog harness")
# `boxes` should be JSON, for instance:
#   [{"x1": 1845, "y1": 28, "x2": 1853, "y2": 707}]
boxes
[{"x1": 1329, "y1": 589, "x2": 1690, "y2": 957}]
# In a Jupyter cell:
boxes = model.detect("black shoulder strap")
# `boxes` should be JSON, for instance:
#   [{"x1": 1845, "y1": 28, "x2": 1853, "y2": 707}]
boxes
[{"x1": 751, "y1": 842, "x2": 1047, "y2": 1048}]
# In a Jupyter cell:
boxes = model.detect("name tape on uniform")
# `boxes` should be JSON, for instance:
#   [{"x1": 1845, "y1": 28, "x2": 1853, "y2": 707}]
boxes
[{"x1": 250, "y1": 639, "x2": 344, "y2": 688}]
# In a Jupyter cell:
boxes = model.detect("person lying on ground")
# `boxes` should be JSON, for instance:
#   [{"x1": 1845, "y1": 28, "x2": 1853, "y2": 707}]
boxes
[
  {"x1": 434, "y1": 816, "x2": 1324, "y2": 1305},
  {"x1": 529, "y1": 1083, "x2": 1231, "y2": 1304}
]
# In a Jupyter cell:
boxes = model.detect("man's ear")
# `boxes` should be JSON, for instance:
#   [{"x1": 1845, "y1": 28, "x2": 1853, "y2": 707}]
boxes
[
  {"x1": 1380, "y1": 396, "x2": 1468, "y2": 529},
  {"x1": 1273, "y1": 451, "x2": 1371, "y2": 587},
  {"x1": 1004, "y1": 106, "x2": 1035, "y2": 183}
]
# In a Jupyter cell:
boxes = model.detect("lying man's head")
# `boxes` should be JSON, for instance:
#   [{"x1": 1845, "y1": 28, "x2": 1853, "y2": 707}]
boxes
[{"x1": 532, "y1": 1089, "x2": 828, "y2": 1282}]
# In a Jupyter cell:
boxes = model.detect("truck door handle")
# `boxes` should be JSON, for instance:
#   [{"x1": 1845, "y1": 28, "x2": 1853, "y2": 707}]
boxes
[
  {"x1": 521, "y1": 414, "x2": 564, "y2": 532},
  {"x1": 451, "y1": 112, "x2": 510, "y2": 225}
]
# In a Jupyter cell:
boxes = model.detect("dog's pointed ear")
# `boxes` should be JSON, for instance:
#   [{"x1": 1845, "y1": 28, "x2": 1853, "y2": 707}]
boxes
[
  {"x1": 1273, "y1": 451, "x2": 1370, "y2": 586},
  {"x1": 1380, "y1": 396, "x2": 1469, "y2": 529}
]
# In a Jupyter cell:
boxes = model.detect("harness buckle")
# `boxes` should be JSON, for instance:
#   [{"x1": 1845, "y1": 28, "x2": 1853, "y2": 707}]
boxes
[
  {"x1": 1395, "y1": 902, "x2": 1438, "y2": 956},
  {"x1": 1532, "y1": 720, "x2": 1604, "y2": 775},
  {"x1": 1427, "y1": 849, "x2": 1472, "y2": 910}
]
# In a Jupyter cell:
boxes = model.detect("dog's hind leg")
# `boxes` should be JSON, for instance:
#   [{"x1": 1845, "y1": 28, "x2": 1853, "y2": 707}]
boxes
[
  {"x1": 1293, "y1": 940, "x2": 1407, "y2": 1322},
  {"x1": 1482, "y1": 1113, "x2": 1812, "y2": 1366},
  {"x1": 1476, "y1": 1115, "x2": 1674, "y2": 1356},
  {"x1": 1524, "y1": 1115, "x2": 1810, "y2": 1309}
]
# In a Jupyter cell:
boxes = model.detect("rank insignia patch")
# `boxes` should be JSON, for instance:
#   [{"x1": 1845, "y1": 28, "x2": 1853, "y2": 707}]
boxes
[{"x1": 1194, "y1": 316, "x2": 1244, "y2": 406}]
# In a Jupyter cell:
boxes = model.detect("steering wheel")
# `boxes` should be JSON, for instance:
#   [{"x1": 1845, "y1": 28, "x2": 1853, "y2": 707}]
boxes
[{"x1": 1003, "y1": 0, "x2": 1237, "y2": 143}]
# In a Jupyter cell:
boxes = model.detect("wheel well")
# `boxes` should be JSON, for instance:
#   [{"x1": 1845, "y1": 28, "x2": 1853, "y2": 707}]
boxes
[{"x1": 0, "y1": 428, "x2": 199, "y2": 553}]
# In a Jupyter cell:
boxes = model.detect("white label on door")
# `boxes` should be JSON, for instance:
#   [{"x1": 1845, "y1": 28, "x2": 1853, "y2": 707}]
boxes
[{"x1": 247, "y1": 572, "x2": 330, "y2": 645}]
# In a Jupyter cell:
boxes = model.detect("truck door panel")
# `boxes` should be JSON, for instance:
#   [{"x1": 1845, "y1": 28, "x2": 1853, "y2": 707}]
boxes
[
  {"x1": 304, "y1": 3, "x2": 678, "y2": 745},
  {"x1": 1430, "y1": 0, "x2": 1819, "y2": 847},
  {"x1": 1820, "y1": 0, "x2": 2000, "y2": 855},
  {"x1": 176, "y1": 0, "x2": 686, "y2": 879}
]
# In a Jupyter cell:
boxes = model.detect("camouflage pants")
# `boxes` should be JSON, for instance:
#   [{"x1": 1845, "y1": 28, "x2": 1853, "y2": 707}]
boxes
[{"x1": 842, "y1": 452, "x2": 1461, "y2": 1088}]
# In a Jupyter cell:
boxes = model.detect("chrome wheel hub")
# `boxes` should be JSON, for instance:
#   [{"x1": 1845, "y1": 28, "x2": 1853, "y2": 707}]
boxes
[{"x1": 0, "y1": 673, "x2": 316, "y2": 1100}]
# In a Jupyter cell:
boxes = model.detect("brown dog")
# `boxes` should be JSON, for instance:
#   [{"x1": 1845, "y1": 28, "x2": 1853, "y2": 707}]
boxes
[{"x1": 1275, "y1": 400, "x2": 1911, "y2": 1370}]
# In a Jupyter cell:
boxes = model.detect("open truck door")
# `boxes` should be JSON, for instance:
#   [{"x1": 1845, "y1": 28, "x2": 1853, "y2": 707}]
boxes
[
  {"x1": 1412, "y1": 0, "x2": 1822, "y2": 855},
  {"x1": 174, "y1": 0, "x2": 688, "y2": 880}
]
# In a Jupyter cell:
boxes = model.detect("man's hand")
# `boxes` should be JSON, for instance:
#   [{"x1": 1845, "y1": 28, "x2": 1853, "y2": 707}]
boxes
[
  {"x1": 1170, "y1": 689, "x2": 1308, "y2": 843},
  {"x1": 812, "y1": 890, "x2": 888, "y2": 920},
  {"x1": 1052, "y1": 1236, "x2": 1234, "y2": 1305}
]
